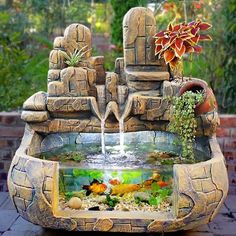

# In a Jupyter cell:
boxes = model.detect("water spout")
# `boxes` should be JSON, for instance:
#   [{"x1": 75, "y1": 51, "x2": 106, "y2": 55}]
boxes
[
  {"x1": 101, "y1": 119, "x2": 106, "y2": 155},
  {"x1": 119, "y1": 118, "x2": 125, "y2": 155}
]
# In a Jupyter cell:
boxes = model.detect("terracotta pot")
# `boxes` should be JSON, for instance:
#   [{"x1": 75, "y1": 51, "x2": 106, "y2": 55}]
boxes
[{"x1": 178, "y1": 80, "x2": 218, "y2": 115}]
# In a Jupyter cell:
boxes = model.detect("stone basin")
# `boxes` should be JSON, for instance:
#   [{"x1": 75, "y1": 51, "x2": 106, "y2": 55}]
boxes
[{"x1": 7, "y1": 128, "x2": 228, "y2": 232}]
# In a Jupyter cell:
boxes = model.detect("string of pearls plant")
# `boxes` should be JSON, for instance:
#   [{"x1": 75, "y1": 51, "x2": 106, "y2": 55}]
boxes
[{"x1": 168, "y1": 91, "x2": 204, "y2": 160}]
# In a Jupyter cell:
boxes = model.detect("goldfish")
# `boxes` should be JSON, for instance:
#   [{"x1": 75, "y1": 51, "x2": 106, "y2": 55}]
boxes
[
  {"x1": 109, "y1": 179, "x2": 121, "y2": 185},
  {"x1": 111, "y1": 184, "x2": 141, "y2": 196},
  {"x1": 83, "y1": 179, "x2": 107, "y2": 195},
  {"x1": 157, "y1": 180, "x2": 169, "y2": 188},
  {"x1": 143, "y1": 179, "x2": 155, "y2": 187}
]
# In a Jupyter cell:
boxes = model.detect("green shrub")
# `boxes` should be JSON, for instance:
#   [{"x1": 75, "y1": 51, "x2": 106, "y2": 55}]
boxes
[
  {"x1": 110, "y1": 0, "x2": 147, "y2": 47},
  {"x1": 0, "y1": 8, "x2": 50, "y2": 111}
]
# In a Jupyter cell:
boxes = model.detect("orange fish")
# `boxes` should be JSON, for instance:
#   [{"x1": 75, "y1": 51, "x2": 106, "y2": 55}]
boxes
[
  {"x1": 111, "y1": 184, "x2": 141, "y2": 195},
  {"x1": 143, "y1": 179, "x2": 155, "y2": 187},
  {"x1": 109, "y1": 179, "x2": 121, "y2": 185},
  {"x1": 157, "y1": 180, "x2": 169, "y2": 188},
  {"x1": 83, "y1": 179, "x2": 107, "y2": 195}
]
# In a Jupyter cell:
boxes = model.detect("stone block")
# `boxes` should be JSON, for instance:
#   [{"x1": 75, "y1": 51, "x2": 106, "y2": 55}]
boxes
[
  {"x1": 60, "y1": 67, "x2": 90, "y2": 96},
  {"x1": 12, "y1": 169, "x2": 33, "y2": 189},
  {"x1": 21, "y1": 111, "x2": 49, "y2": 123},
  {"x1": 53, "y1": 36, "x2": 65, "y2": 49},
  {"x1": 48, "y1": 81, "x2": 64, "y2": 96},
  {"x1": 85, "y1": 223, "x2": 95, "y2": 231},
  {"x1": 192, "y1": 180, "x2": 203, "y2": 192},
  {"x1": 206, "y1": 202, "x2": 218, "y2": 215},
  {"x1": 178, "y1": 208, "x2": 192, "y2": 218},
  {"x1": 41, "y1": 133, "x2": 64, "y2": 153},
  {"x1": 64, "y1": 24, "x2": 92, "y2": 58},
  {"x1": 131, "y1": 219, "x2": 152, "y2": 227},
  {"x1": 47, "y1": 97, "x2": 91, "y2": 112},
  {"x1": 147, "y1": 220, "x2": 163, "y2": 232},
  {"x1": 93, "y1": 218, "x2": 113, "y2": 231},
  {"x1": 105, "y1": 72, "x2": 118, "y2": 103},
  {"x1": 110, "y1": 224, "x2": 132, "y2": 232},
  {"x1": 15, "y1": 186, "x2": 33, "y2": 201},
  {"x1": 13, "y1": 196, "x2": 25, "y2": 211},
  {"x1": 189, "y1": 165, "x2": 209, "y2": 179},
  {"x1": 136, "y1": 37, "x2": 146, "y2": 64},
  {"x1": 76, "y1": 219, "x2": 86, "y2": 226},
  {"x1": 118, "y1": 85, "x2": 128, "y2": 105},
  {"x1": 178, "y1": 194, "x2": 194, "y2": 208},
  {"x1": 131, "y1": 226, "x2": 146, "y2": 232},
  {"x1": 206, "y1": 191, "x2": 216, "y2": 204},
  {"x1": 47, "y1": 69, "x2": 60, "y2": 82},
  {"x1": 49, "y1": 49, "x2": 65, "y2": 69},
  {"x1": 124, "y1": 48, "x2": 135, "y2": 65},
  {"x1": 23, "y1": 92, "x2": 47, "y2": 111},
  {"x1": 94, "y1": 64, "x2": 105, "y2": 84},
  {"x1": 96, "y1": 85, "x2": 106, "y2": 112},
  {"x1": 88, "y1": 56, "x2": 104, "y2": 66}
]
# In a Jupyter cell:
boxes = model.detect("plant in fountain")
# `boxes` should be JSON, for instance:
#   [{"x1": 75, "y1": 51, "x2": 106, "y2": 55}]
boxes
[
  {"x1": 168, "y1": 91, "x2": 204, "y2": 160},
  {"x1": 154, "y1": 20, "x2": 212, "y2": 78},
  {"x1": 60, "y1": 45, "x2": 91, "y2": 66}
]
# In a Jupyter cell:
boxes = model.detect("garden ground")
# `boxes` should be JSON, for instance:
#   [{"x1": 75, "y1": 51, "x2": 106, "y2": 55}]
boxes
[{"x1": 0, "y1": 192, "x2": 235, "y2": 236}]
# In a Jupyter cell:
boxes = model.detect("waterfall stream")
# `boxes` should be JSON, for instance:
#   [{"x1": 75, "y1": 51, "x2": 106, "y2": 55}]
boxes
[
  {"x1": 119, "y1": 118, "x2": 125, "y2": 155},
  {"x1": 101, "y1": 117, "x2": 125, "y2": 156},
  {"x1": 101, "y1": 119, "x2": 106, "y2": 155}
]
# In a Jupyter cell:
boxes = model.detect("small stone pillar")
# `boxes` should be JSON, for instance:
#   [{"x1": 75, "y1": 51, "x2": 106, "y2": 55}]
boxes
[{"x1": 123, "y1": 7, "x2": 156, "y2": 66}]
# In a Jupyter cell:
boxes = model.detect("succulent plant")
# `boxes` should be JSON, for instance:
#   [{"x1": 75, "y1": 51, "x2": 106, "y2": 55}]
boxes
[{"x1": 60, "y1": 45, "x2": 91, "y2": 67}]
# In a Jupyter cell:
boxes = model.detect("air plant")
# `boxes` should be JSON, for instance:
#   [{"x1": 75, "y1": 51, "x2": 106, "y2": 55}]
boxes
[
  {"x1": 154, "y1": 20, "x2": 212, "y2": 70},
  {"x1": 60, "y1": 45, "x2": 91, "y2": 67}
]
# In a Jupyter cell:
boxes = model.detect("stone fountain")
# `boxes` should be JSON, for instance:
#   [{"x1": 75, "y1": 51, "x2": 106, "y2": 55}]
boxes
[{"x1": 8, "y1": 7, "x2": 228, "y2": 233}]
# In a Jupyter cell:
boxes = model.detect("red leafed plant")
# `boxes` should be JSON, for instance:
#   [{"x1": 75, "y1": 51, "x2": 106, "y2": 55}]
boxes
[{"x1": 154, "y1": 20, "x2": 212, "y2": 70}]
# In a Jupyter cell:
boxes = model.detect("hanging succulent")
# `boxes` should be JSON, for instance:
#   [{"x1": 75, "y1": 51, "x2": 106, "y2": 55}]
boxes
[
  {"x1": 154, "y1": 20, "x2": 212, "y2": 70},
  {"x1": 60, "y1": 45, "x2": 91, "y2": 67},
  {"x1": 168, "y1": 91, "x2": 204, "y2": 160}
]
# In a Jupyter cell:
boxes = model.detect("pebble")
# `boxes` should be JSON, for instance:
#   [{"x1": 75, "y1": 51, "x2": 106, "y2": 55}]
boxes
[
  {"x1": 88, "y1": 206, "x2": 100, "y2": 211},
  {"x1": 106, "y1": 207, "x2": 114, "y2": 211},
  {"x1": 68, "y1": 197, "x2": 82, "y2": 209}
]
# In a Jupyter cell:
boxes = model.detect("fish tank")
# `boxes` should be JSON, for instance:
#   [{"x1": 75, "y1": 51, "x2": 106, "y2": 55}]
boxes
[{"x1": 37, "y1": 131, "x2": 210, "y2": 215}]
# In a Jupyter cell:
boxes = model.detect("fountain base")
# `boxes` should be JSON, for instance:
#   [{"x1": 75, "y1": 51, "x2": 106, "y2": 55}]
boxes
[{"x1": 7, "y1": 126, "x2": 228, "y2": 232}]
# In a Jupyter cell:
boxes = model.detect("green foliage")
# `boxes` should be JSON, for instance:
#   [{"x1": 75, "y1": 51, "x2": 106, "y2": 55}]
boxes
[
  {"x1": 60, "y1": 46, "x2": 91, "y2": 67},
  {"x1": 110, "y1": 0, "x2": 147, "y2": 47},
  {"x1": 122, "y1": 170, "x2": 142, "y2": 184},
  {"x1": 73, "y1": 169, "x2": 103, "y2": 180},
  {"x1": 64, "y1": 191, "x2": 74, "y2": 201},
  {"x1": 147, "y1": 182, "x2": 171, "y2": 206},
  {"x1": 105, "y1": 194, "x2": 119, "y2": 207},
  {"x1": 0, "y1": 7, "x2": 50, "y2": 111},
  {"x1": 61, "y1": 151, "x2": 85, "y2": 162},
  {"x1": 168, "y1": 91, "x2": 204, "y2": 160}
]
